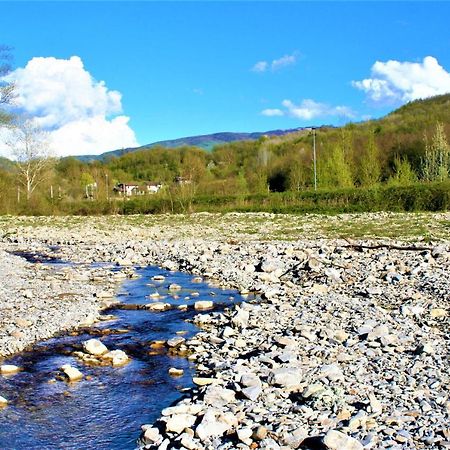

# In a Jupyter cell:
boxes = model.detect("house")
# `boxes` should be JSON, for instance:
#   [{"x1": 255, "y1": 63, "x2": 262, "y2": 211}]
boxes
[
  {"x1": 114, "y1": 183, "x2": 139, "y2": 196},
  {"x1": 174, "y1": 176, "x2": 192, "y2": 185},
  {"x1": 144, "y1": 182, "x2": 163, "y2": 194}
]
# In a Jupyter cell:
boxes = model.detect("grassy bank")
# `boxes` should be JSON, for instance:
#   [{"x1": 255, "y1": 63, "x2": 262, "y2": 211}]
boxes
[{"x1": 2, "y1": 181, "x2": 450, "y2": 216}]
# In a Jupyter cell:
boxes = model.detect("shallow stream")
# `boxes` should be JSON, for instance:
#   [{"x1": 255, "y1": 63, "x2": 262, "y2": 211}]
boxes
[{"x1": 0, "y1": 261, "x2": 251, "y2": 449}]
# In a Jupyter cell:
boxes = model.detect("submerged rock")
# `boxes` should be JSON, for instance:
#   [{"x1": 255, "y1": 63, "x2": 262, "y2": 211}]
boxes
[{"x1": 60, "y1": 364, "x2": 83, "y2": 382}]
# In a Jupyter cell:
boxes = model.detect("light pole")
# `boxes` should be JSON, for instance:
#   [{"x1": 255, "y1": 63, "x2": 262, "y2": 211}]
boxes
[{"x1": 312, "y1": 127, "x2": 317, "y2": 191}]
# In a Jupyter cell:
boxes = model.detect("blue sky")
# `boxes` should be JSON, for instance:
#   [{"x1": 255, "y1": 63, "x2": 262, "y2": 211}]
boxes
[{"x1": 1, "y1": 1, "x2": 450, "y2": 156}]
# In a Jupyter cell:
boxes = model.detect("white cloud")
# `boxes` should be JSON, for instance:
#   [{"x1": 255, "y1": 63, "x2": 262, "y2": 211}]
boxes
[
  {"x1": 262, "y1": 99, "x2": 354, "y2": 121},
  {"x1": 271, "y1": 54, "x2": 297, "y2": 71},
  {"x1": 2, "y1": 56, "x2": 138, "y2": 156},
  {"x1": 252, "y1": 52, "x2": 297, "y2": 73},
  {"x1": 252, "y1": 61, "x2": 269, "y2": 73},
  {"x1": 353, "y1": 56, "x2": 450, "y2": 103},
  {"x1": 261, "y1": 108, "x2": 284, "y2": 117}
]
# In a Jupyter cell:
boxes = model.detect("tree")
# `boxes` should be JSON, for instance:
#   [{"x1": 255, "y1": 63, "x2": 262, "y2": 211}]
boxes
[
  {"x1": 320, "y1": 144, "x2": 354, "y2": 188},
  {"x1": 422, "y1": 122, "x2": 449, "y2": 182},
  {"x1": 0, "y1": 45, "x2": 15, "y2": 126},
  {"x1": 389, "y1": 155, "x2": 417, "y2": 185},
  {"x1": 5, "y1": 118, "x2": 53, "y2": 200},
  {"x1": 359, "y1": 131, "x2": 381, "y2": 186}
]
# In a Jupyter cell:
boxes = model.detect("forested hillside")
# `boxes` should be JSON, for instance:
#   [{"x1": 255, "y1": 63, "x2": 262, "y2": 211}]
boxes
[{"x1": 0, "y1": 93, "x2": 450, "y2": 215}]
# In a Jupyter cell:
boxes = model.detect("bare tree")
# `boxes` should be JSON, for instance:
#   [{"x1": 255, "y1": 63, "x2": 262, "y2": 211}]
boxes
[
  {"x1": 0, "y1": 45, "x2": 15, "y2": 125},
  {"x1": 6, "y1": 118, "x2": 53, "y2": 200}
]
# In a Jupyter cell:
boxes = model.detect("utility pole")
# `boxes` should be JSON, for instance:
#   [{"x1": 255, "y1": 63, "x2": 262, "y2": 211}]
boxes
[{"x1": 313, "y1": 127, "x2": 317, "y2": 191}]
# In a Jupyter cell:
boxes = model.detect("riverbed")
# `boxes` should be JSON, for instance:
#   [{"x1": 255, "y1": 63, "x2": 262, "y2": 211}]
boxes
[{"x1": 0, "y1": 262, "x2": 251, "y2": 449}]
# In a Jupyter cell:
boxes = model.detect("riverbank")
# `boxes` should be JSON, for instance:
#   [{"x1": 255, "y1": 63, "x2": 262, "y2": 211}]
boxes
[{"x1": 0, "y1": 212, "x2": 449, "y2": 449}]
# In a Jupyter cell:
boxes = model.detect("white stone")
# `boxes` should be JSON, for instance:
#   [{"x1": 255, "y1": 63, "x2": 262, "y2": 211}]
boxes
[
  {"x1": 194, "y1": 301, "x2": 214, "y2": 310},
  {"x1": 0, "y1": 364, "x2": 21, "y2": 375},
  {"x1": 237, "y1": 427, "x2": 253, "y2": 444},
  {"x1": 147, "y1": 302, "x2": 171, "y2": 311},
  {"x1": 165, "y1": 413, "x2": 196, "y2": 434},
  {"x1": 204, "y1": 386, "x2": 236, "y2": 406},
  {"x1": 196, "y1": 409, "x2": 238, "y2": 441},
  {"x1": 323, "y1": 430, "x2": 363, "y2": 450},
  {"x1": 82, "y1": 338, "x2": 108, "y2": 356},
  {"x1": 61, "y1": 364, "x2": 83, "y2": 382},
  {"x1": 102, "y1": 349, "x2": 129, "y2": 366},
  {"x1": 269, "y1": 367, "x2": 302, "y2": 389},
  {"x1": 143, "y1": 427, "x2": 162, "y2": 445}
]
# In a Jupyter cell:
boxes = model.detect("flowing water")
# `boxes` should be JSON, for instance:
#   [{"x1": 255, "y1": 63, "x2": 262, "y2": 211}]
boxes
[{"x1": 0, "y1": 261, "x2": 252, "y2": 449}]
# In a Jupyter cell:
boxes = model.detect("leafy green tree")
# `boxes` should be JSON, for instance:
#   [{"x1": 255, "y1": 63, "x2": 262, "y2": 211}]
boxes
[
  {"x1": 359, "y1": 132, "x2": 381, "y2": 186},
  {"x1": 320, "y1": 144, "x2": 354, "y2": 188},
  {"x1": 389, "y1": 155, "x2": 417, "y2": 185},
  {"x1": 422, "y1": 122, "x2": 449, "y2": 181}
]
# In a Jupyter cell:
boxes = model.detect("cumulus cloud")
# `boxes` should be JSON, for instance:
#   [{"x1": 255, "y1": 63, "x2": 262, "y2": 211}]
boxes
[
  {"x1": 2, "y1": 56, "x2": 138, "y2": 156},
  {"x1": 262, "y1": 99, "x2": 354, "y2": 121},
  {"x1": 353, "y1": 56, "x2": 450, "y2": 103},
  {"x1": 252, "y1": 52, "x2": 297, "y2": 73}
]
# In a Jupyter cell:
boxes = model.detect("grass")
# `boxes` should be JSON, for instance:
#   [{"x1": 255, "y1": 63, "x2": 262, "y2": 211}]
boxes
[{"x1": 1, "y1": 211, "x2": 450, "y2": 243}]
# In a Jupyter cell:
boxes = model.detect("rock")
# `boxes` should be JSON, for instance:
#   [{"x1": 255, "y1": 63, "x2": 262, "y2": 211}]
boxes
[
  {"x1": 102, "y1": 349, "x2": 129, "y2": 366},
  {"x1": 325, "y1": 267, "x2": 341, "y2": 282},
  {"x1": 15, "y1": 318, "x2": 32, "y2": 327},
  {"x1": 269, "y1": 367, "x2": 302, "y2": 389},
  {"x1": 61, "y1": 364, "x2": 83, "y2": 382},
  {"x1": 147, "y1": 302, "x2": 171, "y2": 312},
  {"x1": 193, "y1": 377, "x2": 216, "y2": 386},
  {"x1": 231, "y1": 308, "x2": 250, "y2": 329},
  {"x1": 253, "y1": 426, "x2": 268, "y2": 441},
  {"x1": 165, "y1": 413, "x2": 196, "y2": 434},
  {"x1": 431, "y1": 245, "x2": 446, "y2": 258},
  {"x1": 281, "y1": 427, "x2": 307, "y2": 448},
  {"x1": 368, "y1": 393, "x2": 383, "y2": 415},
  {"x1": 167, "y1": 337, "x2": 185, "y2": 347},
  {"x1": 237, "y1": 427, "x2": 253, "y2": 444},
  {"x1": 0, "y1": 364, "x2": 21, "y2": 375},
  {"x1": 332, "y1": 329, "x2": 349, "y2": 343},
  {"x1": 168, "y1": 367, "x2": 184, "y2": 376},
  {"x1": 204, "y1": 385, "x2": 236, "y2": 407},
  {"x1": 323, "y1": 430, "x2": 363, "y2": 450},
  {"x1": 152, "y1": 275, "x2": 165, "y2": 281},
  {"x1": 142, "y1": 427, "x2": 162, "y2": 445},
  {"x1": 196, "y1": 409, "x2": 238, "y2": 441},
  {"x1": 303, "y1": 383, "x2": 326, "y2": 398},
  {"x1": 430, "y1": 308, "x2": 447, "y2": 318},
  {"x1": 82, "y1": 338, "x2": 108, "y2": 356},
  {"x1": 319, "y1": 363, "x2": 344, "y2": 381},
  {"x1": 168, "y1": 283, "x2": 182, "y2": 291},
  {"x1": 194, "y1": 301, "x2": 214, "y2": 310},
  {"x1": 180, "y1": 433, "x2": 202, "y2": 450}
]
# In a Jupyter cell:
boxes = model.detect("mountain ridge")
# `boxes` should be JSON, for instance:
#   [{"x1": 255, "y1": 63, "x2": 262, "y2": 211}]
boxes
[{"x1": 75, "y1": 127, "x2": 309, "y2": 162}]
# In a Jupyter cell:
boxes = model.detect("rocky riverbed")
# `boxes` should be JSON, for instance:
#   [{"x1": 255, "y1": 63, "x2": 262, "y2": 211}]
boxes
[{"x1": 0, "y1": 213, "x2": 449, "y2": 449}]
